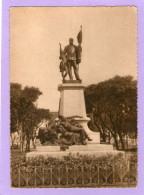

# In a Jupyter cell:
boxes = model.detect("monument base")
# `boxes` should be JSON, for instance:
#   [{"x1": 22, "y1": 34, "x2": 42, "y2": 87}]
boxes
[
  {"x1": 26, "y1": 144, "x2": 124, "y2": 160},
  {"x1": 26, "y1": 150, "x2": 124, "y2": 160}
]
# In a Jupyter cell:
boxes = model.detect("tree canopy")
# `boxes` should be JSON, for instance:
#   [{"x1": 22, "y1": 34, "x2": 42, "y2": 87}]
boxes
[
  {"x1": 10, "y1": 83, "x2": 51, "y2": 135},
  {"x1": 85, "y1": 75, "x2": 137, "y2": 150}
]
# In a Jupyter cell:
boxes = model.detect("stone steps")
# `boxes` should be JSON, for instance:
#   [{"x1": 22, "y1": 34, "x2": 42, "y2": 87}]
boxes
[
  {"x1": 36, "y1": 143, "x2": 113, "y2": 152},
  {"x1": 37, "y1": 146, "x2": 60, "y2": 152},
  {"x1": 69, "y1": 144, "x2": 113, "y2": 151}
]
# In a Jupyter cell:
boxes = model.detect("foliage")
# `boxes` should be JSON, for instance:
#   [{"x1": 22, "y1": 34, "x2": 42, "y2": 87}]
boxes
[
  {"x1": 11, "y1": 152, "x2": 137, "y2": 188},
  {"x1": 10, "y1": 83, "x2": 51, "y2": 139},
  {"x1": 10, "y1": 83, "x2": 22, "y2": 132},
  {"x1": 11, "y1": 151, "x2": 136, "y2": 168},
  {"x1": 36, "y1": 108, "x2": 52, "y2": 121},
  {"x1": 85, "y1": 75, "x2": 137, "y2": 150}
]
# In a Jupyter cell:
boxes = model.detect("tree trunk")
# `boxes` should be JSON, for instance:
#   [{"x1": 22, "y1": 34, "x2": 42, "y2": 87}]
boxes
[
  {"x1": 87, "y1": 112, "x2": 97, "y2": 132},
  {"x1": 20, "y1": 132, "x2": 25, "y2": 153},
  {"x1": 118, "y1": 130, "x2": 125, "y2": 150},
  {"x1": 113, "y1": 135, "x2": 119, "y2": 150},
  {"x1": 93, "y1": 118, "x2": 106, "y2": 142},
  {"x1": 26, "y1": 139, "x2": 30, "y2": 152},
  {"x1": 20, "y1": 141, "x2": 23, "y2": 153},
  {"x1": 11, "y1": 134, "x2": 13, "y2": 150},
  {"x1": 101, "y1": 133, "x2": 106, "y2": 142}
]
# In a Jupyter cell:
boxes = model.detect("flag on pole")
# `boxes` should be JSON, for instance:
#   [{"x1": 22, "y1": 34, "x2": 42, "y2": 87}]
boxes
[
  {"x1": 76, "y1": 26, "x2": 82, "y2": 64},
  {"x1": 77, "y1": 26, "x2": 82, "y2": 44}
]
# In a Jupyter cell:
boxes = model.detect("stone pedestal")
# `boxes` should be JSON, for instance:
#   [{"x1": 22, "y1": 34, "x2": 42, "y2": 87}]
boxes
[
  {"x1": 58, "y1": 82, "x2": 100, "y2": 143},
  {"x1": 58, "y1": 82, "x2": 86, "y2": 117}
]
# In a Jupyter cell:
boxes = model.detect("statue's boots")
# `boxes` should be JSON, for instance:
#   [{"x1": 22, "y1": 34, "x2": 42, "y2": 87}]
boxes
[
  {"x1": 87, "y1": 137, "x2": 93, "y2": 141},
  {"x1": 82, "y1": 140, "x2": 87, "y2": 145}
]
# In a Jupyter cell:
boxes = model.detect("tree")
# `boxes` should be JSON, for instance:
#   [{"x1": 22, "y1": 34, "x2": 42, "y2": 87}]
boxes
[
  {"x1": 10, "y1": 83, "x2": 52, "y2": 151},
  {"x1": 10, "y1": 83, "x2": 22, "y2": 133},
  {"x1": 85, "y1": 75, "x2": 137, "y2": 150}
]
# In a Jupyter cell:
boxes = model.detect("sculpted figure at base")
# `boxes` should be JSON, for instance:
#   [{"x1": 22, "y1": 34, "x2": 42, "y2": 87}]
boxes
[
  {"x1": 38, "y1": 121, "x2": 58, "y2": 145},
  {"x1": 57, "y1": 115, "x2": 92, "y2": 145}
]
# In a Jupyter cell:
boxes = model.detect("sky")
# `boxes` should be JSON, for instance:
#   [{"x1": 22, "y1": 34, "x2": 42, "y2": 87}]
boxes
[{"x1": 10, "y1": 7, "x2": 137, "y2": 111}]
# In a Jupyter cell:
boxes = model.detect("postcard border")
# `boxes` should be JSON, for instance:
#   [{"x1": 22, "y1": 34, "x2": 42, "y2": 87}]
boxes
[{"x1": 1, "y1": 0, "x2": 144, "y2": 194}]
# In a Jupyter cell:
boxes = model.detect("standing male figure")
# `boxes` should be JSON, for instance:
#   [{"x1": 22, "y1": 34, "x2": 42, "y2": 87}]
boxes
[{"x1": 64, "y1": 38, "x2": 81, "y2": 81}]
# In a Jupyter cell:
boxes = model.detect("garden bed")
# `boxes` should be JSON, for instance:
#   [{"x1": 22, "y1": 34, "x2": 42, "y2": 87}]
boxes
[{"x1": 11, "y1": 151, "x2": 137, "y2": 188}]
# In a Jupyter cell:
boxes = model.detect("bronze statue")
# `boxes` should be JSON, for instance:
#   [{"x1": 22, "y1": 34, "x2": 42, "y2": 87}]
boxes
[
  {"x1": 63, "y1": 38, "x2": 81, "y2": 81},
  {"x1": 57, "y1": 115, "x2": 92, "y2": 145},
  {"x1": 59, "y1": 26, "x2": 82, "y2": 81},
  {"x1": 57, "y1": 124, "x2": 77, "y2": 146},
  {"x1": 37, "y1": 115, "x2": 92, "y2": 146}
]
